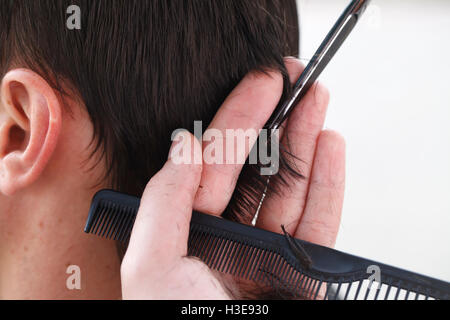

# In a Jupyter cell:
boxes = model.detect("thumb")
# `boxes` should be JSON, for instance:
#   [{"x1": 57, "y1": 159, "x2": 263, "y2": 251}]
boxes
[{"x1": 126, "y1": 131, "x2": 203, "y2": 268}]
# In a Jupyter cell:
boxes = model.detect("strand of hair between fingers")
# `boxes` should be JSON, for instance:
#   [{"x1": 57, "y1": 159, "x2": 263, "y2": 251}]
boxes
[{"x1": 281, "y1": 225, "x2": 313, "y2": 270}]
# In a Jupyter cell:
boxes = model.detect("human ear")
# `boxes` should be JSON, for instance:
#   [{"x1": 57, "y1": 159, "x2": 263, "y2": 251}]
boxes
[{"x1": 0, "y1": 69, "x2": 62, "y2": 196}]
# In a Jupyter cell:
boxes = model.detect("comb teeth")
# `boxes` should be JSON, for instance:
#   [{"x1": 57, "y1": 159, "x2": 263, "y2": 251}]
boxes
[
  {"x1": 85, "y1": 198, "x2": 138, "y2": 242},
  {"x1": 85, "y1": 190, "x2": 450, "y2": 300},
  {"x1": 186, "y1": 223, "x2": 448, "y2": 300}
]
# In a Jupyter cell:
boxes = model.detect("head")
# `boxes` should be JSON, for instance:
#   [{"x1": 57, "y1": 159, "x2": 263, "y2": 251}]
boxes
[{"x1": 0, "y1": 0, "x2": 299, "y2": 299}]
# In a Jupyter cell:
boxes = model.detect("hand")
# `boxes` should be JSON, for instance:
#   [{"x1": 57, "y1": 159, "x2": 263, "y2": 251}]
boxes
[{"x1": 120, "y1": 58, "x2": 346, "y2": 300}]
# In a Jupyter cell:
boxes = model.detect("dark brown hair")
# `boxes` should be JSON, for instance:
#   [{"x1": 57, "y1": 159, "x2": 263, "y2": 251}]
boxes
[{"x1": 0, "y1": 0, "x2": 301, "y2": 298}]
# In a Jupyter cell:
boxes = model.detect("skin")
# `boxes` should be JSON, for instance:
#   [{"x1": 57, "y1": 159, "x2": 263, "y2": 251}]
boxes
[
  {"x1": 0, "y1": 69, "x2": 121, "y2": 299},
  {"x1": 0, "y1": 58, "x2": 344, "y2": 299}
]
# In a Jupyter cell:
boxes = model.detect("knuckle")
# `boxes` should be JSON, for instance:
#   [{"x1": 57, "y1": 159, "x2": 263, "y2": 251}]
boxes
[{"x1": 321, "y1": 129, "x2": 346, "y2": 145}]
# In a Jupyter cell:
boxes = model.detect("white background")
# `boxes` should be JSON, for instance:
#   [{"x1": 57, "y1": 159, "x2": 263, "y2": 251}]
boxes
[{"x1": 297, "y1": 0, "x2": 450, "y2": 281}]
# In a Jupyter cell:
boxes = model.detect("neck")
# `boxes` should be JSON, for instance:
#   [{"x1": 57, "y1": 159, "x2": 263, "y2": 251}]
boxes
[{"x1": 0, "y1": 184, "x2": 122, "y2": 299}]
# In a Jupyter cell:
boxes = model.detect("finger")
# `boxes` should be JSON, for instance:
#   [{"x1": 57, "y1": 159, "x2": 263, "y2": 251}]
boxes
[
  {"x1": 284, "y1": 56, "x2": 305, "y2": 84},
  {"x1": 126, "y1": 131, "x2": 203, "y2": 269},
  {"x1": 257, "y1": 66, "x2": 330, "y2": 234},
  {"x1": 194, "y1": 70, "x2": 284, "y2": 216},
  {"x1": 294, "y1": 130, "x2": 346, "y2": 248}
]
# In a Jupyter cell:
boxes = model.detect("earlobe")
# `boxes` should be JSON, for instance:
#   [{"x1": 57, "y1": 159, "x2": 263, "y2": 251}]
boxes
[{"x1": 0, "y1": 69, "x2": 62, "y2": 196}]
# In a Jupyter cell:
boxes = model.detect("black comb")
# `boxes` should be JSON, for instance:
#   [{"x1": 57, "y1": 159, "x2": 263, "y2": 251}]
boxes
[{"x1": 85, "y1": 190, "x2": 450, "y2": 300}]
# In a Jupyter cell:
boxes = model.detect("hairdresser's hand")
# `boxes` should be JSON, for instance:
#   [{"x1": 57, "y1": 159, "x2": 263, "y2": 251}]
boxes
[
  {"x1": 121, "y1": 58, "x2": 345, "y2": 299},
  {"x1": 121, "y1": 131, "x2": 231, "y2": 299},
  {"x1": 193, "y1": 57, "x2": 345, "y2": 249}
]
